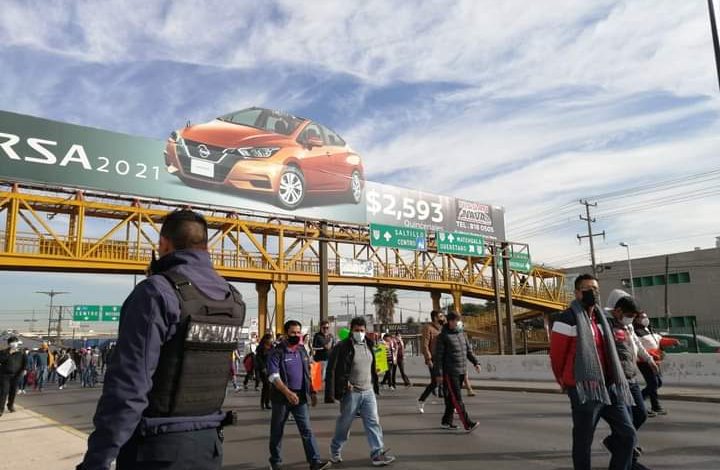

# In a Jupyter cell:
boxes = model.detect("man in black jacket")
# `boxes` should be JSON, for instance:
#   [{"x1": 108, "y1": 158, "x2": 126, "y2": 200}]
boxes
[
  {"x1": 0, "y1": 336, "x2": 25, "y2": 416},
  {"x1": 325, "y1": 317, "x2": 395, "y2": 466},
  {"x1": 432, "y1": 312, "x2": 481, "y2": 432},
  {"x1": 312, "y1": 320, "x2": 335, "y2": 380}
]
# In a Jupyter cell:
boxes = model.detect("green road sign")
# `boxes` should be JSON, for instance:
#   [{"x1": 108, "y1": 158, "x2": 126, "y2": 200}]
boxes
[
  {"x1": 73, "y1": 305, "x2": 100, "y2": 322},
  {"x1": 369, "y1": 223, "x2": 427, "y2": 251},
  {"x1": 509, "y1": 252, "x2": 532, "y2": 273},
  {"x1": 101, "y1": 305, "x2": 121, "y2": 322},
  {"x1": 436, "y1": 231, "x2": 484, "y2": 257}
]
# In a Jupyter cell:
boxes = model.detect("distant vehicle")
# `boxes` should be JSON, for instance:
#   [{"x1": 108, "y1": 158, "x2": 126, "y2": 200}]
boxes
[
  {"x1": 164, "y1": 107, "x2": 364, "y2": 209},
  {"x1": 661, "y1": 333, "x2": 720, "y2": 353}
]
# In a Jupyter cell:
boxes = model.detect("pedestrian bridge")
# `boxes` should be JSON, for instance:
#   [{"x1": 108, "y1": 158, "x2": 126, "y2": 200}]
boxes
[{"x1": 0, "y1": 183, "x2": 572, "y2": 334}]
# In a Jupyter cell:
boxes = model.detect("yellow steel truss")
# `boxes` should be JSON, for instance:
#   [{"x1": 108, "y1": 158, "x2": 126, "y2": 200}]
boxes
[{"x1": 0, "y1": 184, "x2": 572, "y2": 334}]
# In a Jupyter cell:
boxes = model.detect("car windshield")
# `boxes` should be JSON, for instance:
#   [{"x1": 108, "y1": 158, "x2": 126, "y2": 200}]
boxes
[{"x1": 217, "y1": 108, "x2": 304, "y2": 136}]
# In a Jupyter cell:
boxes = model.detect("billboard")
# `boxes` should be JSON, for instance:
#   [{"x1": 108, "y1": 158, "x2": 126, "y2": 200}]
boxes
[{"x1": 0, "y1": 109, "x2": 505, "y2": 241}]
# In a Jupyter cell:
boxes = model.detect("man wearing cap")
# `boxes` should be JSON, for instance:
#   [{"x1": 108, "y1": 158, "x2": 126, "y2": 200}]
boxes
[
  {"x1": 0, "y1": 336, "x2": 25, "y2": 416},
  {"x1": 432, "y1": 312, "x2": 481, "y2": 433},
  {"x1": 606, "y1": 290, "x2": 658, "y2": 470}
]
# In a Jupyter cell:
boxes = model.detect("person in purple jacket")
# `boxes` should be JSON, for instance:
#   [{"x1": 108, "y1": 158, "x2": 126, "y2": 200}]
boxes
[{"x1": 77, "y1": 210, "x2": 245, "y2": 470}]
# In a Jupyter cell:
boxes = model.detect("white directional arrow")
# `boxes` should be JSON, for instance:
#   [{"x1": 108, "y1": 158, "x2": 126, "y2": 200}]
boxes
[
  {"x1": 448, "y1": 234, "x2": 455, "y2": 243},
  {"x1": 383, "y1": 231, "x2": 392, "y2": 242}
]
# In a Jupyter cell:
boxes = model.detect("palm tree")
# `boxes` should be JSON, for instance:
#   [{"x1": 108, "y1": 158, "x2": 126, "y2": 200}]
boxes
[{"x1": 373, "y1": 287, "x2": 398, "y2": 326}]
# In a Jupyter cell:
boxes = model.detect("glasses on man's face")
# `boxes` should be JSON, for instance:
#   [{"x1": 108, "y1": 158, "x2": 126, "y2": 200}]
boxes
[{"x1": 322, "y1": 326, "x2": 329, "y2": 330}]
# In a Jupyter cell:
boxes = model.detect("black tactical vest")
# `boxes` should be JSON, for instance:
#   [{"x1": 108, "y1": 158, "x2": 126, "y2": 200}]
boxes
[{"x1": 145, "y1": 271, "x2": 246, "y2": 417}]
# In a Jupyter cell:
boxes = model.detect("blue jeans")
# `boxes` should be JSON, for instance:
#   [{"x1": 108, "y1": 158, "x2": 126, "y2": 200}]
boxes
[
  {"x1": 330, "y1": 389, "x2": 385, "y2": 459},
  {"x1": 567, "y1": 387, "x2": 636, "y2": 470},
  {"x1": 35, "y1": 367, "x2": 48, "y2": 390},
  {"x1": 269, "y1": 398, "x2": 321, "y2": 466}
]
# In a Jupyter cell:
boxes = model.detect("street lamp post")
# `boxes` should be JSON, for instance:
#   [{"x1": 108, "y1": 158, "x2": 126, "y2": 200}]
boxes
[{"x1": 619, "y1": 243, "x2": 635, "y2": 298}]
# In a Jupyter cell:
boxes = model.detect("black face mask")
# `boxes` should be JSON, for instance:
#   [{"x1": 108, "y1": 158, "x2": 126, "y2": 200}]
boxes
[
  {"x1": 287, "y1": 336, "x2": 300, "y2": 346},
  {"x1": 581, "y1": 289, "x2": 598, "y2": 308}
]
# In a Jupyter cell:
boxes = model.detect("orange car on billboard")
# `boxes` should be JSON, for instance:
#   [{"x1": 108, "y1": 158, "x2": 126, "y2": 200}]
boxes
[{"x1": 164, "y1": 107, "x2": 364, "y2": 209}]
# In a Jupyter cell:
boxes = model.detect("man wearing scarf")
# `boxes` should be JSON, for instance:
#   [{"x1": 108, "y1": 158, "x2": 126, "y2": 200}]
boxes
[{"x1": 550, "y1": 274, "x2": 637, "y2": 470}]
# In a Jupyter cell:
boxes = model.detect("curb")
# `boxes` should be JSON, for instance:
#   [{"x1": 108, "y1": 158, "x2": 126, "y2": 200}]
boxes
[
  {"x1": 406, "y1": 378, "x2": 720, "y2": 403},
  {"x1": 17, "y1": 405, "x2": 89, "y2": 440}
]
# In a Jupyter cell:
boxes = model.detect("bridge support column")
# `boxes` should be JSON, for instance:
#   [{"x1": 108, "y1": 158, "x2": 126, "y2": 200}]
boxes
[
  {"x1": 450, "y1": 287, "x2": 462, "y2": 313},
  {"x1": 4, "y1": 191, "x2": 19, "y2": 254},
  {"x1": 430, "y1": 291, "x2": 442, "y2": 312},
  {"x1": 256, "y1": 282, "x2": 270, "y2": 336},
  {"x1": 273, "y1": 281, "x2": 288, "y2": 335},
  {"x1": 501, "y1": 242, "x2": 516, "y2": 355}
]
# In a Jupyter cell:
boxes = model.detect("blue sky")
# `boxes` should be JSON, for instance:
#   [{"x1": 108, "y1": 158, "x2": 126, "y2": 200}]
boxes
[{"x1": 1, "y1": 0, "x2": 720, "y2": 330}]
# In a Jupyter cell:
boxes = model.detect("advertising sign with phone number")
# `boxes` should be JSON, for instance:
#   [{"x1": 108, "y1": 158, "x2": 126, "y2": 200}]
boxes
[{"x1": 0, "y1": 109, "x2": 504, "y2": 241}]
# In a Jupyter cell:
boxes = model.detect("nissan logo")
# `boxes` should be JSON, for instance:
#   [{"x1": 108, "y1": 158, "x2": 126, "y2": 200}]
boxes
[{"x1": 197, "y1": 144, "x2": 210, "y2": 159}]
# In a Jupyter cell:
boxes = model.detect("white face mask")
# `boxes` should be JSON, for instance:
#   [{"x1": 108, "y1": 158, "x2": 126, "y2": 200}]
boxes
[
  {"x1": 457, "y1": 321, "x2": 464, "y2": 332},
  {"x1": 9, "y1": 342, "x2": 19, "y2": 349},
  {"x1": 621, "y1": 317, "x2": 634, "y2": 326},
  {"x1": 639, "y1": 318, "x2": 650, "y2": 327},
  {"x1": 352, "y1": 332, "x2": 365, "y2": 343}
]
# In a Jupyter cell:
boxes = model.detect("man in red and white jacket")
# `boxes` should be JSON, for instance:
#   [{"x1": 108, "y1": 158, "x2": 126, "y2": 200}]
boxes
[
  {"x1": 633, "y1": 311, "x2": 679, "y2": 416},
  {"x1": 550, "y1": 274, "x2": 636, "y2": 470}
]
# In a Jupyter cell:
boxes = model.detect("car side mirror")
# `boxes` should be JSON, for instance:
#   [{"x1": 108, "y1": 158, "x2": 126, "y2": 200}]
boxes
[{"x1": 307, "y1": 136, "x2": 323, "y2": 148}]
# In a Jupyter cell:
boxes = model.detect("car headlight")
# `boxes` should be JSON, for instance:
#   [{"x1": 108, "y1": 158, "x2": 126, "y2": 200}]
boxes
[{"x1": 236, "y1": 147, "x2": 280, "y2": 158}]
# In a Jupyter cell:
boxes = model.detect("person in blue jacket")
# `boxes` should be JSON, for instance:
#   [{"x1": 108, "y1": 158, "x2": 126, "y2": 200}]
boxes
[{"x1": 77, "y1": 209, "x2": 245, "y2": 470}]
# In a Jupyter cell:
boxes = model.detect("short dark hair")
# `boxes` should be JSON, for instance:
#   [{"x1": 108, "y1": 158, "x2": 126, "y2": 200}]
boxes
[
  {"x1": 7, "y1": 336, "x2": 18, "y2": 344},
  {"x1": 160, "y1": 210, "x2": 208, "y2": 250},
  {"x1": 320, "y1": 320, "x2": 330, "y2": 327},
  {"x1": 574, "y1": 274, "x2": 598, "y2": 290},
  {"x1": 350, "y1": 316, "x2": 366, "y2": 329},
  {"x1": 615, "y1": 296, "x2": 640, "y2": 314},
  {"x1": 284, "y1": 320, "x2": 302, "y2": 332},
  {"x1": 446, "y1": 312, "x2": 460, "y2": 322},
  {"x1": 430, "y1": 310, "x2": 441, "y2": 321}
]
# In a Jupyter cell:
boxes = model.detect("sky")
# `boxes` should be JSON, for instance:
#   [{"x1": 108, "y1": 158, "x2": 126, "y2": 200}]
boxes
[{"x1": 1, "y1": 0, "x2": 720, "y2": 331}]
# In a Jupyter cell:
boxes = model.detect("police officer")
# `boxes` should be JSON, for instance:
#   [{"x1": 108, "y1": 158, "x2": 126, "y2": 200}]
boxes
[{"x1": 77, "y1": 209, "x2": 245, "y2": 470}]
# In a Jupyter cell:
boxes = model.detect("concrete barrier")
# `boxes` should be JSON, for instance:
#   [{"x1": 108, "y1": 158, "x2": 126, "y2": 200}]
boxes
[{"x1": 403, "y1": 353, "x2": 720, "y2": 387}]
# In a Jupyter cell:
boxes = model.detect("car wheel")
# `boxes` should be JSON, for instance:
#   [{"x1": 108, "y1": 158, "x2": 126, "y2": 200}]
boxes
[
  {"x1": 348, "y1": 170, "x2": 363, "y2": 204},
  {"x1": 277, "y1": 166, "x2": 305, "y2": 209}
]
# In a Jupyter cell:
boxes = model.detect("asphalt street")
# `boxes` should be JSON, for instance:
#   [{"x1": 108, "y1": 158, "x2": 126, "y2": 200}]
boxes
[{"x1": 13, "y1": 382, "x2": 720, "y2": 470}]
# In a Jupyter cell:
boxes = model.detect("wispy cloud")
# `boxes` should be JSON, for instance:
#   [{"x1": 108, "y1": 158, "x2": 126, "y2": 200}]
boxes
[{"x1": 1, "y1": 0, "x2": 719, "y2": 322}]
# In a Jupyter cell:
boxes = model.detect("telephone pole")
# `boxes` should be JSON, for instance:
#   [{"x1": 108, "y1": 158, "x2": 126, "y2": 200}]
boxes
[
  {"x1": 341, "y1": 294, "x2": 355, "y2": 317},
  {"x1": 577, "y1": 200, "x2": 605, "y2": 276},
  {"x1": 36, "y1": 289, "x2": 70, "y2": 340}
]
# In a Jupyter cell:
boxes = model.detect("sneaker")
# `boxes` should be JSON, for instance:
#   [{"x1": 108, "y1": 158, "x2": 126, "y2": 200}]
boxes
[
  {"x1": 441, "y1": 423, "x2": 459, "y2": 430},
  {"x1": 371, "y1": 450, "x2": 396, "y2": 466},
  {"x1": 329, "y1": 454, "x2": 343, "y2": 464},
  {"x1": 465, "y1": 421, "x2": 479, "y2": 433},
  {"x1": 310, "y1": 460, "x2": 331, "y2": 470},
  {"x1": 652, "y1": 407, "x2": 667, "y2": 415},
  {"x1": 417, "y1": 401, "x2": 425, "y2": 414},
  {"x1": 646, "y1": 410, "x2": 657, "y2": 418},
  {"x1": 467, "y1": 391, "x2": 476, "y2": 397}
]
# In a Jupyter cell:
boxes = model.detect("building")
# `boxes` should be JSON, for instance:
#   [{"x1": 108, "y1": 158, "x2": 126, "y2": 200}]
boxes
[{"x1": 565, "y1": 240, "x2": 720, "y2": 326}]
